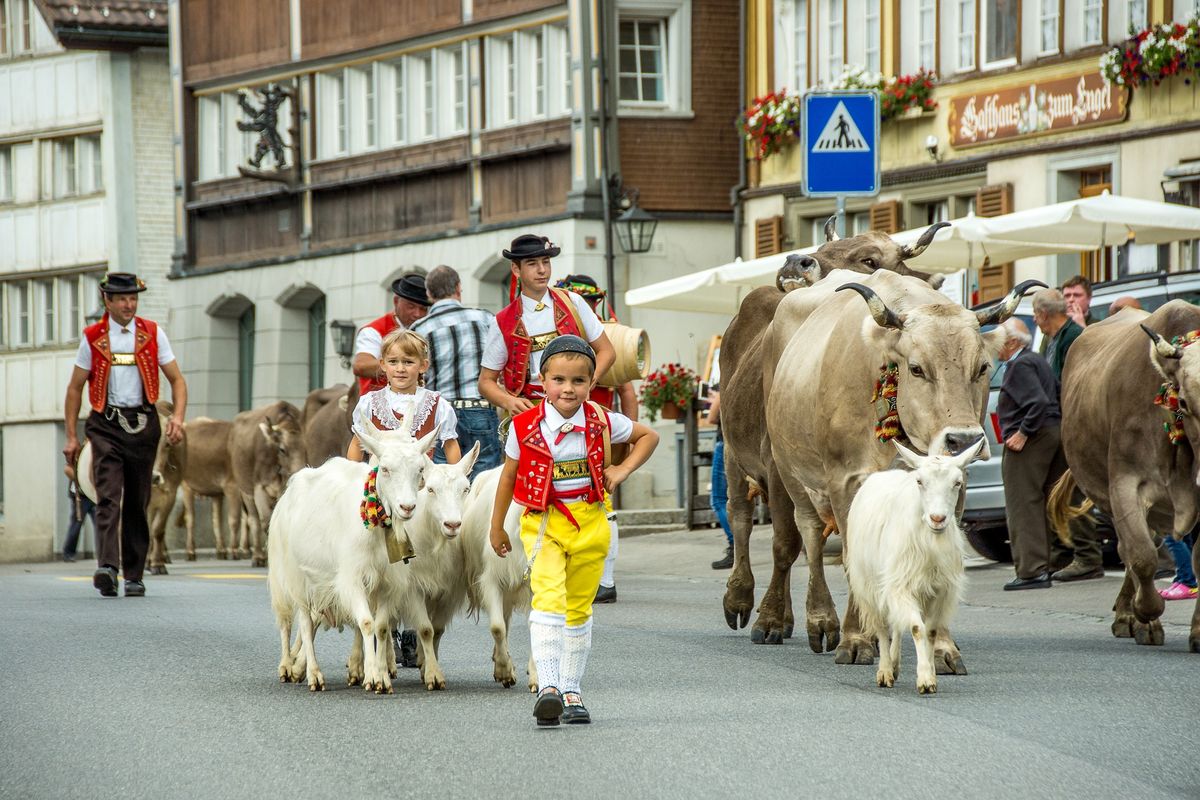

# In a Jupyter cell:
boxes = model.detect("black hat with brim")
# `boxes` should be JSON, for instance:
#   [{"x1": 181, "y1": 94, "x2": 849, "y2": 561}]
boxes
[
  {"x1": 541, "y1": 334, "x2": 595, "y2": 367},
  {"x1": 555, "y1": 274, "x2": 605, "y2": 298},
  {"x1": 99, "y1": 272, "x2": 147, "y2": 294},
  {"x1": 503, "y1": 234, "x2": 562, "y2": 262},
  {"x1": 391, "y1": 273, "x2": 431, "y2": 307}
]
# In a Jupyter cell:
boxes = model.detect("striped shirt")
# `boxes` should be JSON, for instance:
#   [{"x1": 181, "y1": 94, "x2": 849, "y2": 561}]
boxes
[{"x1": 410, "y1": 299, "x2": 494, "y2": 401}]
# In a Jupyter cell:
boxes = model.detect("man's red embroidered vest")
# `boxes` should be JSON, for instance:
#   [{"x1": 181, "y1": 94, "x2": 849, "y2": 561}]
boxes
[
  {"x1": 83, "y1": 314, "x2": 160, "y2": 412},
  {"x1": 495, "y1": 291, "x2": 583, "y2": 398},
  {"x1": 512, "y1": 402, "x2": 608, "y2": 511},
  {"x1": 357, "y1": 314, "x2": 401, "y2": 395}
]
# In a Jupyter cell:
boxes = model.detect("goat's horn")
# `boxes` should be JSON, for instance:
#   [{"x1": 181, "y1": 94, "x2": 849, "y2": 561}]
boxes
[
  {"x1": 900, "y1": 221, "x2": 950, "y2": 259},
  {"x1": 974, "y1": 279, "x2": 1047, "y2": 327},
  {"x1": 824, "y1": 215, "x2": 841, "y2": 242},
  {"x1": 1141, "y1": 323, "x2": 1183, "y2": 359},
  {"x1": 837, "y1": 282, "x2": 904, "y2": 330}
]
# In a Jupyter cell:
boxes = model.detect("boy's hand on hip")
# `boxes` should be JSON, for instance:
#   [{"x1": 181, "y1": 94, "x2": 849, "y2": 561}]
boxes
[
  {"x1": 604, "y1": 465, "x2": 630, "y2": 493},
  {"x1": 490, "y1": 527, "x2": 513, "y2": 557}
]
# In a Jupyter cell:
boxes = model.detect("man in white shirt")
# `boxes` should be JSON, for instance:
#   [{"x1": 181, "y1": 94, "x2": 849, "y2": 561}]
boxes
[
  {"x1": 63, "y1": 273, "x2": 187, "y2": 599},
  {"x1": 478, "y1": 234, "x2": 615, "y2": 416}
]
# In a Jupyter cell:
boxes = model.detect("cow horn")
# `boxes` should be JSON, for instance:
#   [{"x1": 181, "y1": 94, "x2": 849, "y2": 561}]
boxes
[
  {"x1": 837, "y1": 282, "x2": 904, "y2": 330},
  {"x1": 1141, "y1": 323, "x2": 1183, "y2": 359},
  {"x1": 900, "y1": 221, "x2": 951, "y2": 259},
  {"x1": 974, "y1": 279, "x2": 1047, "y2": 327},
  {"x1": 824, "y1": 215, "x2": 841, "y2": 242}
]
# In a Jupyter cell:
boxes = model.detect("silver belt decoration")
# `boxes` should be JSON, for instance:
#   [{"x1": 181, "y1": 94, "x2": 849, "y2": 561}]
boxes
[{"x1": 106, "y1": 406, "x2": 148, "y2": 435}]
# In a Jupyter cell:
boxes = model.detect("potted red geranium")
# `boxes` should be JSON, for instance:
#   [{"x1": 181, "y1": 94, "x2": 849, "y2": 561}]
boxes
[{"x1": 640, "y1": 363, "x2": 698, "y2": 422}]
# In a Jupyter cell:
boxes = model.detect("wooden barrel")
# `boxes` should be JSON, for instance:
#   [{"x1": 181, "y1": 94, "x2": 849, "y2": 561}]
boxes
[{"x1": 600, "y1": 322, "x2": 650, "y2": 387}]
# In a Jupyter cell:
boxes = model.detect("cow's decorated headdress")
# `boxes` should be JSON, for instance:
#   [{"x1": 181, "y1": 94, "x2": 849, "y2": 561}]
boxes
[{"x1": 1152, "y1": 328, "x2": 1200, "y2": 445}]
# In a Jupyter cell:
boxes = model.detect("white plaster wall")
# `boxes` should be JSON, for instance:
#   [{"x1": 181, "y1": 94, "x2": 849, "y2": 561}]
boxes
[
  {"x1": 0, "y1": 421, "x2": 62, "y2": 562},
  {"x1": 130, "y1": 48, "x2": 174, "y2": 324}
]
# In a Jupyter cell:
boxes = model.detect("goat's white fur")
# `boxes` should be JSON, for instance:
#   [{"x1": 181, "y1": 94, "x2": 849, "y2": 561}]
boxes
[
  {"x1": 844, "y1": 438, "x2": 984, "y2": 694},
  {"x1": 267, "y1": 423, "x2": 439, "y2": 693},
  {"x1": 461, "y1": 466, "x2": 540, "y2": 693}
]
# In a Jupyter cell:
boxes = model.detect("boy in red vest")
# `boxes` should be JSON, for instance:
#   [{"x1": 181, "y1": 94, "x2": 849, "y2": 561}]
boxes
[
  {"x1": 478, "y1": 234, "x2": 616, "y2": 416},
  {"x1": 63, "y1": 272, "x2": 187, "y2": 598},
  {"x1": 489, "y1": 335, "x2": 658, "y2": 727}
]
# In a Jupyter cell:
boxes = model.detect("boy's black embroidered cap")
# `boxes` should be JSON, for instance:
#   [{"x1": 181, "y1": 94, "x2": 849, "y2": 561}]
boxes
[{"x1": 541, "y1": 335, "x2": 595, "y2": 366}]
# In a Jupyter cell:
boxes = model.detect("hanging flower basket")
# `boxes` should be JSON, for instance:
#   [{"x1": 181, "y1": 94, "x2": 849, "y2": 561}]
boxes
[
  {"x1": 639, "y1": 363, "x2": 698, "y2": 423},
  {"x1": 1099, "y1": 19, "x2": 1200, "y2": 89}
]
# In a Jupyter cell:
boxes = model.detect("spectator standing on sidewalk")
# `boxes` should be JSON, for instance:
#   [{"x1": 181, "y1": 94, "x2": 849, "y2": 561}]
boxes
[
  {"x1": 410, "y1": 265, "x2": 501, "y2": 479},
  {"x1": 997, "y1": 318, "x2": 1063, "y2": 591},
  {"x1": 708, "y1": 388, "x2": 734, "y2": 569},
  {"x1": 1033, "y1": 288, "x2": 1083, "y2": 384},
  {"x1": 1160, "y1": 531, "x2": 1198, "y2": 601}
]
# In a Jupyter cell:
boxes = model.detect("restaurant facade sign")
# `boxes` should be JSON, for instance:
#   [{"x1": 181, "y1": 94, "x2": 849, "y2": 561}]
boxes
[{"x1": 947, "y1": 72, "x2": 1127, "y2": 149}]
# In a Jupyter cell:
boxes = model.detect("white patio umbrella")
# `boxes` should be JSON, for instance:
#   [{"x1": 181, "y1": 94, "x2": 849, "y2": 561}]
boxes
[
  {"x1": 899, "y1": 214, "x2": 1090, "y2": 272},
  {"x1": 984, "y1": 192, "x2": 1200, "y2": 248}
]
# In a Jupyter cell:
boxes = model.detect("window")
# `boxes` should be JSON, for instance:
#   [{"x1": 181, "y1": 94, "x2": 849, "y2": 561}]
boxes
[
  {"x1": 0, "y1": 145, "x2": 11, "y2": 202},
  {"x1": 19, "y1": 0, "x2": 31, "y2": 52},
  {"x1": 1082, "y1": 0, "x2": 1103, "y2": 44},
  {"x1": 54, "y1": 139, "x2": 75, "y2": 198},
  {"x1": 533, "y1": 28, "x2": 546, "y2": 117},
  {"x1": 561, "y1": 24, "x2": 574, "y2": 111},
  {"x1": 9, "y1": 280, "x2": 29, "y2": 346},
  {"x1": 918, "y1": 0, "x2": 937, "y2": 68},
  {"x1": 503, "y1": 34, "x2": 516, "y2": 121},
  {"x1": 865, "y1": 0, "x2": 881, "y2": 72},
  {"x1": 36, "y1": 279, "x2": 54, "y2": 345},
  {"x1": 0, "y1": 426, "x2": 5, "y2": 520},
  {"x1": 1126, "y1": 0, "x2": 1146, "y2": 31},
  {"x1": 198, "y1": 95, "x2": 224, "y2": 178},
  {"x1": 827, "y1": 0, "x2": 844, "y2": 80},
  {"x1": 308, "y1": 297, "x2": 325, "y2": 392},
  {"x1": 238, "y1": 306, "x2": 255, "y2": 412},
  {"x1": 334, "y1": 72, "x2": 347, "y2": 153},
  {"x1": 451, "y1": 45, "x2": 466, "y2": 132},
  {"x1": 392, "y1": 59, "x2": 407, "y2": 145},
  {"x1": 417, "y1": 52, "x2": 435, "y2": 138},
  {"x1": 363, "y1": 66, "x2": 377, "y2": 148},
  {"x1": 58, "y1": 275, "x2": 80, "y2": 341},
  {"x1": 983, "y1": 0, "x2": 1018, "y2": 65},
  {"x1": 958, "y1": 0, "x2": 976, "y2": 70},
  {"x1": 1040, "y1": 0, "x2": 1059, "y2": 53},
  {"x1": 618, "y1": 19, "x2": 666, "y2": 103},
  {"x1": 0, "y1": 1, "x2": 8, "y2": 57}
]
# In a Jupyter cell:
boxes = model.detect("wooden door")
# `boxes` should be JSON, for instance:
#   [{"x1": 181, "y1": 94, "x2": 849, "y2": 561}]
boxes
[{"x1": 1079, "y1": 167, "x2": 1113, "y2": 283}]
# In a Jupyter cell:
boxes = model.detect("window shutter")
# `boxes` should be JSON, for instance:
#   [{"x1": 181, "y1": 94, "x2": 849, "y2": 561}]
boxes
[
  {"x1": 974, "y1": 183, "x2": 1013, "y2": 217},
  {"x1": 868, "y1": 199, "x2": 902, "y2": 233},
  {"x1": 754, "y1": 216, "x2": 783, "y2": 258},
  {"x1": 974, "y1": 184, "x2": 1014, "y2": 302}
]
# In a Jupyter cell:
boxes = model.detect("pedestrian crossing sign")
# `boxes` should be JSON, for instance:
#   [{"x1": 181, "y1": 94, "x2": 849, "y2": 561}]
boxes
[{"x1": 802, "y1": 90, "x2": 880, "y2": 197}]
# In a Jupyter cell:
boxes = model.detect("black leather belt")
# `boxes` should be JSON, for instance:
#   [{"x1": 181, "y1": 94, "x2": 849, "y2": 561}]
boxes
[{"x1": 448, "y1": 398, "x2": 491, "y2": 409}]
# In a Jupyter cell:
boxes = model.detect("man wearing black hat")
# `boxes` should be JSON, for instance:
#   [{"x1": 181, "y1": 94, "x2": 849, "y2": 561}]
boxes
[
  {"x1": 479, "y1": 235, "x2": 615, "y2": 416},
  {"x1": 62, "y1": 272, "x2": 187, "y2": 598},
  {"x1": 352, "y1": 272, "x2": 431, "y2": 395}
]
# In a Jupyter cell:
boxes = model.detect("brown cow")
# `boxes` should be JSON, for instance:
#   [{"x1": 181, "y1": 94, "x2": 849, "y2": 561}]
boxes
[
  {"x1": 720, "y1": 221, "x2": 950, "y2": 645},
  {"x1": 176, "y1": 417, "x2": 243, "y2": 560},
  {"x1": 302, "y1": 383, "x2": 355, "y2": 466},
  {"x1": 229, "y1": 401, "x2": 307, "y2": 567},
  {"x1": 1050, "y1": 301, "x2": 1200, "y2": 652},
  {"x1": 146, "y1": 401, "x2": 184, "y2": 574}
]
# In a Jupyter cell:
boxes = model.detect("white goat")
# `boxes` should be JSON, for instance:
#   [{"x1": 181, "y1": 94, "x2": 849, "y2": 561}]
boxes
[
  {"x1": 460, "y1": 466, "x2": 539, "y2": 693},
  {"x1": 844, "y1": 438, "x2": 984, "y2": 694},
  {"x1": 267, "y1": 425, "x2": 439, "y2": 693},
  {"x1": 350, "y1": 441, "x2": 481, "y2": 691}
]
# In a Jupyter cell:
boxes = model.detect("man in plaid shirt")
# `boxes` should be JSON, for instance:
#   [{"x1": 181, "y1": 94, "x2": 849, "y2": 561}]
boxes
[{"x1": 410, "y1": 265, "x2": 500, "y2": 479}]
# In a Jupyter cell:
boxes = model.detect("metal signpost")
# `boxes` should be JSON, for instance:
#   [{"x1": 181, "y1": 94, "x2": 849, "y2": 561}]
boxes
[{"x1": 802, "y1": 90, "x2": 881, "y2": 237}]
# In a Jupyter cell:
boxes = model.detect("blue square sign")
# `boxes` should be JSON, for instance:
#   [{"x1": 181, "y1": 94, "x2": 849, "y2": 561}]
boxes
[{"x1": 802, "y1": 91, "x2": 880, "y2": 197}]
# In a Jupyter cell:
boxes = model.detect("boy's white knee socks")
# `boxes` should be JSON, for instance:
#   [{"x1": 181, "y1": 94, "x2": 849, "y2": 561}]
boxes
[
  {"x1": 560, "y1": 619, "x2": 593, "y2": 694},
  {"x1": 528, "y1": 611, "x2": 565, "y2": 690},
  {"x1": 600, "y1": 514, "x2": 619, "y2": 588}
]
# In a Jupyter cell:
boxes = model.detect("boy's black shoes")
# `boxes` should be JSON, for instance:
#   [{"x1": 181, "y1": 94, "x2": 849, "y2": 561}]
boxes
[
  {"x1": 93, "y1": 567, "x2": 118, "y2": 597},
  {"x1": 394, "y1": 629, "x2": 419, "y2": 668},
  {"x1": 594, "y1": 584, "x2": 617, "y2": 604},
  {"x1": 534, "y1": 686, "x2": 564, "y2": 726},
  {"x1": 124, "y1": 580, "x2": 146, "y2": 597},
  {"x1": 561, "y1": 692, "x2": 591, "y2": 724}
]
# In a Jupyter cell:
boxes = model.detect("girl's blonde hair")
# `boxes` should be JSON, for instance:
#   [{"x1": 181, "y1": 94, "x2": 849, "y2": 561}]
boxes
[{"x1": 380, "y1": 328, "x2": 430, "y2": 363}]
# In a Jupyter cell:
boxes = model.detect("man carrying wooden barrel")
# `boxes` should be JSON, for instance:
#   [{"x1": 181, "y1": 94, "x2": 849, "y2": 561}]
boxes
[{"x1": 479, "y1": 236, "x2": 623, "y2": 602}]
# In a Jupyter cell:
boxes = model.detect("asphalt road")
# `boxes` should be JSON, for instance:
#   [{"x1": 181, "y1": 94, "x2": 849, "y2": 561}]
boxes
[{"x1": 2, "y1": 526, "x2": 1196, "y2": 800}]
